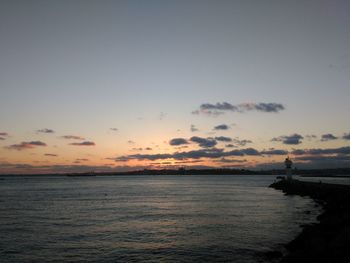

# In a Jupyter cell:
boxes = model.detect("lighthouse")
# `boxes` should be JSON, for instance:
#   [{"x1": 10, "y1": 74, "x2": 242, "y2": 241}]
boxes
[{"x1": 284, "y1": 156, "x2": 293, "y2": 180}]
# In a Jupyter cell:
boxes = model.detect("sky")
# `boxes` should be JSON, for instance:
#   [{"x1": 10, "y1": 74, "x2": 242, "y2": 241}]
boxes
[{"x1": 1, "y1": 0, "x2": 350, "y2": 174}]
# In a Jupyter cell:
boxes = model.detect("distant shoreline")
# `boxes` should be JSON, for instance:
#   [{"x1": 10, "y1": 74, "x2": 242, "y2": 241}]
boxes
[
  {"x1": 1, "y1": 168, "x2": 350, "y2": 177},
  {"x1": 269, "y1": 179, "x2": 350, "y2": 263}
]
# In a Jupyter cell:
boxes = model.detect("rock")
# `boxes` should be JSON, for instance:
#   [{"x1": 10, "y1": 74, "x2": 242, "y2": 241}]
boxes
[{"x1": 264, "y1": 250, "x2": 283, "y2": 259}]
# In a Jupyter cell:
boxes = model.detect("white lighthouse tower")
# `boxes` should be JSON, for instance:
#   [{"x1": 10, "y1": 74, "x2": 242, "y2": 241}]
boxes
[{"x1": 284, "y1": 156, "x2": 293, "y2": 180}]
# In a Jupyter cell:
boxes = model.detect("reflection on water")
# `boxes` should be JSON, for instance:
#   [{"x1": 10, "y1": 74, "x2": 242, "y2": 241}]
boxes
[{"x1": 0, "y1": 175, "x2": 320, "y2": 263}]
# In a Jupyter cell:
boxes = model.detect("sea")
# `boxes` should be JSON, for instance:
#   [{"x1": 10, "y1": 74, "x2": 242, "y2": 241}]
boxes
[{"x1": 0, "y1": 174, "x2": 321, "y2": 263}]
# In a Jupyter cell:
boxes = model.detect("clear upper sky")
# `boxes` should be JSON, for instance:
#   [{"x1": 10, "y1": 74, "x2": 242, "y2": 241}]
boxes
[{"x1": 1, "y1": 0, "x2": 350, "y2": 173}]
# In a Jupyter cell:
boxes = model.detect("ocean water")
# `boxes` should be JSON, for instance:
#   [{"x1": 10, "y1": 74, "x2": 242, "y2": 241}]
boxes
[{"x1": 0, "y1": 174, "x2": 321, "y2": 263}]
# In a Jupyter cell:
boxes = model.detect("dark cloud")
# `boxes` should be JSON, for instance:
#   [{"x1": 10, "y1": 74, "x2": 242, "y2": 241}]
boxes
[
  {"x1": 291, "y1": 146, "x2": 350, "y2": 156},
  {"x1": 70, "y1": 141, "x2": 95, "y2": 146},
  {"x1": 110, "y1": 128, "x2": 118, "y2": 132},
  {"x1": 321, "y1": 134, "x2": 338, "y2": 141},
  {"x1": 215, "y1": 136, "x2": 232, "y2": 142},
  {"x1": 169, "y1": 138, "x2": 189, "y2": 146},
  {"x1": 44, "y1": 153, "x2": 58, "y2": 157},
  {"x1": 61, "y1": 135, "x2": 85, "y2": 140},
  {"x1": 272, "y1": 134, "x2": 303, "y2": 145},
  {"x1": 128, "y1": 140, "x2": 135, "y2": 144},
  {"x1": 225, "y1": 144, "x2": 236, "y2": 148},
  {"x1": 201, "y1": 102, "x2": 238, "y2": 111},
  {"x1": 108, "y1": 146, "x2": 350, "y2": 168},
  {"x1": 343, "y1": 133, "x2": 350, "y2": 140},
  {"x1": 113, "y1": 147, "x2": 285, "y2": 162},
  {"x1": 116, "y1": 153, "x2": 173, "y2": 162},
  {"x1": 132, "y1": 147, "x2": 152, "y2": 151},
  {"x1": 295, "y1": 155, "x2": 350, "y2": 162},
  {"x1": 192, "y1": 109, "x2": 224, "y2": 116},
  {"x1": 6, "y1": 141, "x2": 47, "y2": 150},
  {"x1": 194, "y1": 102, "x2": 285, "y2": 115},
  {"x1": 290, "y1": 149, "x2": 306, "y2": 155},
  {"x1": 293, "y1": 155, "x2": 350, "y2": 169},
  {"x1": 190, "y1": 136, "x2": 217, "y2": 148},
  {"x1": 37, "y1": 128, "x2": 55, "y2": 134},
  {"x1": 190, "y1": 124, "x2": 199, "y2": 132},
  {"x1": 236, "y1": 148, "x2": 260, "y2": 156},
  {"x1": 0, "y1": 132, "x2": 9, "y2": 140},
  {"x1": 76, "y1": 158, "x2": 89, "y2": 162},
  {"x1": 261, "y1": 149, "x2": 288, "y2": 155},
  {"x1": 214, "y1": 124, "x2": 230, "y2": 130},
  {"x1": 239, "y1": 103, "x2": 285, "y2": 113},
  {"x1": 30, "y1": 141, "x2": 47, "y2": 146}
]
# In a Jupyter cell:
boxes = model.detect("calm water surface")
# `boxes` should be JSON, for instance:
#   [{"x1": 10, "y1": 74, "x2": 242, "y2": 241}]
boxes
[{"x1": 0, "y1": 174, "x2": 320, "y2": 263}]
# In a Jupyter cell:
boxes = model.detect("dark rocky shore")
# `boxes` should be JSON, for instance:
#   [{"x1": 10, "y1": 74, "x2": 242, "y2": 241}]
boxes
[{"x1": 269, "y1": 179, "x2": 350, "y2": 263}]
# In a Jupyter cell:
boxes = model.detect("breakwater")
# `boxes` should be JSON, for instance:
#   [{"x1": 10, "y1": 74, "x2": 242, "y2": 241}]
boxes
[{"x1": 269, "y1": 179, "x2": 350, "y2": 263}]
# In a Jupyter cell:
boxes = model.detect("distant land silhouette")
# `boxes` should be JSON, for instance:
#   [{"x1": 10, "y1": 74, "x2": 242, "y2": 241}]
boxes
[{"x1": 1, "y1": 168, "x2": 350, "y2": 177}]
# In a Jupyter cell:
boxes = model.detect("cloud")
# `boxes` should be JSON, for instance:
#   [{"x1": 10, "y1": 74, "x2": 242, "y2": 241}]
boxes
[
  {"x1": 238, "y1": 103, "x2": 285, "y2": 113},
  {"x1": 236, "y1": 148, "x2": 260, "y2": 156},
  {"x1": 132, "y1": 147, "x2": 143, "y2": 151},
  {"x1": 213, "y1": 158, "x2": 247, "y2": 163},
  {"x1": 293, "y1": 155, "x2": 350, "y2": 169},
  {"x1": 291, "y1": 146, "x2": 350, "y2": 156},
  {"x1": 190, "y1": 124, "x2": 199, "y2": 132},
  {"x1": 76, "y1": 158, "x2": 89, "y2": 162},
  {"x1": 6, "y1": 141, "x2": 47, "y2": 151},
  {"x1": 131, "y1": 147, "x2": 152, "y2": 151},
  {"x1": 272, "y1": 134, "x2": 303, "y2": 145},
  {"x1": 169, "y1": 138, "x2": 188, "y2": 146},
  {"x1": 260, "y1": 149, "x2": 288, "y2": 155},
  {"x1": 343, "y1": 133, "x2": 350, "y2": 140},
  {"x1": 61, "y1": 135, "x2": 85, "y2": 140},
  {"x1": 30, "y1": 141, "x2": 46, "y2": 146},
  {"x1": 201, "y1": 102, "x2": 238, "y2": 111},
  {"x1": 113, "y1": 146, "x2": 290, "y2": 162},
  {"x1": 232, "y1": 139, "x2": 252, "y2": 146},
  {"x1": 0, "y1": 132, "x2": 9, "y2": 140},
  {"x1": 214, "y1": 124, "x2": 230, "y2": 130},
  {"x1": 190, "y1": 136, "x2": 217, "y2": 148},
  {"x1": 215, "y1": 136, "x2": 232, "y2": 142},
  {"x1": 110, "y1": 128, "x2": 118, "y2": 132},
  {"x1": 37, "y1": 128, "x2": 55, "y2": 134},
  {"x1": 44, "y1": 154, "x2": 58, "y2": 157},
  {"x1": 305, "y1": 135, "x2": 317, "y2": 140},
  {"x1": 194, "y1": 102, "x2": 285, "y2": 115},
  {"x1": 321, "y1": 134, "x2": 338, "y2": 141},
  {"x1": 128, "y1": 140, "x2": 135, "y2": 144},
  {"x1": 69, "y1": 141, "x2": 95, "y2": 146},
  {"x1": 295, "y1": 155, "x2": 350, "y2": 162}
]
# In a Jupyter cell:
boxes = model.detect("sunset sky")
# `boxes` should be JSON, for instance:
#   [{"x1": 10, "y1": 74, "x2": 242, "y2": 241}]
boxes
[{"x1": 1, "y1": 0, "x2": 350, "y2": 174}]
